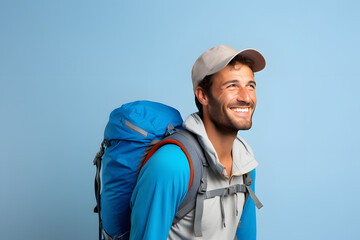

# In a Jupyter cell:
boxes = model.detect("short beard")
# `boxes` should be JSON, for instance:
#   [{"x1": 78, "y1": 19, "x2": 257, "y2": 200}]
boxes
[{"x1": 207, "y1": 93, "x2": 255, "y2": 133}]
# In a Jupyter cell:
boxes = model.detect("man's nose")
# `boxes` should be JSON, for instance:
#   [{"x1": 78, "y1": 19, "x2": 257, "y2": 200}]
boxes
[{"x1": 236, "y1": 87, "x2": 251, "y2": 103}]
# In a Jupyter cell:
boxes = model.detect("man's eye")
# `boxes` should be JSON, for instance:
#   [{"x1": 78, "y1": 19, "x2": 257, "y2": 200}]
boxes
[{"x1": 249, "y1": 84, "x2": 256, "y2": 89}]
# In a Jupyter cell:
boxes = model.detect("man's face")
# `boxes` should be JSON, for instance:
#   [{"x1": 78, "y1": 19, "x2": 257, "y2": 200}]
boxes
[{"x1": 206, "y1": 62, "x2": 257, "y2": 133}]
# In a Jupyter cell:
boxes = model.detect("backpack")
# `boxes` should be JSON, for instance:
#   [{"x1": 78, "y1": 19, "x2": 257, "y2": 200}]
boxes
[{"x1": 93, "y1": 100, "x2": 262, "y2": 240}]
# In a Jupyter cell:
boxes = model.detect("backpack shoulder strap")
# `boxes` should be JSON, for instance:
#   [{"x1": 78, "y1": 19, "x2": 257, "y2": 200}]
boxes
[
  {"x1": 164, "y1": 129, "x2": 208, "y2": 224},
  {"x1": 138, "y1": 128, "x2": 208, "y2": 235}
]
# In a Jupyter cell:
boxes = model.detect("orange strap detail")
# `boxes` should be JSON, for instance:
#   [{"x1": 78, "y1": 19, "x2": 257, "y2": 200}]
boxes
[{"x1": 141, "y1": 139, "x2": 194, "y2": 191}]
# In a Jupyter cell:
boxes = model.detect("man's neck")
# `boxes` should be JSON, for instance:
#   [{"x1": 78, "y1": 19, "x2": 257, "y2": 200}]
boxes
[
  {"x1": 206, "y1": 127, "x2": 235, "y2": 160},
  {"x1": 203, "y1": 117, "x2": 237, "y2": 176}
]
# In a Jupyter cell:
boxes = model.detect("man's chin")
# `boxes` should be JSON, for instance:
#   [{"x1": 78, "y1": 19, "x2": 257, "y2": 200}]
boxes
[
  {"x1": 235, "y1": 120, "x2": 252, "y2": 130},
  {"x1": 237, "y1": 126, "x2": 251, "y2": 131}
]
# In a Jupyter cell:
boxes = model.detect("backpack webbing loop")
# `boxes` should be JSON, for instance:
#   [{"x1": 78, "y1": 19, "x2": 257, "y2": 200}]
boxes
[{"x1": 165, "y1": 123, "x2": 175, "y2": 136}]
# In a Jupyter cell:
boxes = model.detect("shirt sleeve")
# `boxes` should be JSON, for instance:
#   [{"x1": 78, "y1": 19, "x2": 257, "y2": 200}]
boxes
[
  {"x1": 129, "y1": 144, "x2": 190, "y2": 240},
  {"x1": 236, "y1": 169, "x2": 257, "y2": 240}
]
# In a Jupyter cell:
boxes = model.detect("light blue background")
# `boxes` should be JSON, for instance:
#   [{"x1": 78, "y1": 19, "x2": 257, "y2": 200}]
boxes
[{"x1": 1, "y1": 0, "x2": 359, "y2": 239}]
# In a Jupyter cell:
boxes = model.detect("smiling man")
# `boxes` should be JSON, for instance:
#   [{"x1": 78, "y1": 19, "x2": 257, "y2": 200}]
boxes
[
  {"x1": 130, "y1": 45, "x2": 266, "y2": 240},
  {"x1": 193, "y1": 46, "x2": 264, "y2": 180}
]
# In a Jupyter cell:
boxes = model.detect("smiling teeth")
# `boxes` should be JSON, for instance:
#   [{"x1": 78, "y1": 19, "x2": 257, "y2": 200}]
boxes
[{"x1": 232, "y1": 108, "x2": 249, "y2": 112}]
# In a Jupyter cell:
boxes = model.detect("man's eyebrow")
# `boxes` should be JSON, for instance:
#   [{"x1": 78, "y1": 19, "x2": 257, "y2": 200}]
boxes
[
  {"x1": 222, "y1": 80, "x2": 239, "y2": 86},
  {"x1": 248, "y1": 80, "x2": 256, "y2": 86},
  {"x1": 222, "y1": 79, "x2": 256, "y2": 86}
]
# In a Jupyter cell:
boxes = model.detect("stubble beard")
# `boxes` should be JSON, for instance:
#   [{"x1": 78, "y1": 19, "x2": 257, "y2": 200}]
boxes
[{"x1": 208, "y1": 97, "x2": 255, "y2": 134}]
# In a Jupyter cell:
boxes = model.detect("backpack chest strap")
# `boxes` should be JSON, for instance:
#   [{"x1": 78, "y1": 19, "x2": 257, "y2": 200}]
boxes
[
  {"x1": 205, "y1": 184, "x2": 247, "y2": 199},
  {"x1": 193, "y1": 175, "x2": 263, "y2": 237}
]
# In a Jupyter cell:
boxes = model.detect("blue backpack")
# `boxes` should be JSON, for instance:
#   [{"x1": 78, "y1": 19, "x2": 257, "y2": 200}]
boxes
[{"x1": 93, "y1": 101, "x2": 262, "y2": 240}]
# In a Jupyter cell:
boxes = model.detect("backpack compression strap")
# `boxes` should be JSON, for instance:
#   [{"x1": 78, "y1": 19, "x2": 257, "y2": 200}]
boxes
[
  {"x1": 244, "y1": 172, "x2": 263, "y2": 209},
  {"x1": 93, "y1": 139, "x2": 110, "y2": 240}
]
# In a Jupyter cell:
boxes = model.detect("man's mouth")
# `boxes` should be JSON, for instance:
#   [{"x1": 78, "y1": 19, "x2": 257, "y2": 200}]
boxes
[{"x1": 230, "y1": 107, "x2": 249, "y2": 113}]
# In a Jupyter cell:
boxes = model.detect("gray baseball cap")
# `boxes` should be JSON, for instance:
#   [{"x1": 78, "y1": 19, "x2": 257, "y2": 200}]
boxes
[{"x1": 191, "y1": 45, "x2": 266, "y2": 92}]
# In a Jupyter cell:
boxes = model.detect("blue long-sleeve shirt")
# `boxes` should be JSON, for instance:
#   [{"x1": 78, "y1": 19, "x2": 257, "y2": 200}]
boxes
[
  {"x1": 130, "y1": 144, "x2": 258, "y2": 240},
  {"x1": 130, "y1": 144, "x2": 190, "y2": 240}
]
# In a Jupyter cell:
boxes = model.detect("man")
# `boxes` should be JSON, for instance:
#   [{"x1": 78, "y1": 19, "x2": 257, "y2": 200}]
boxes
[{"x1": 130, "y1": 45, "x2": 266, "y2": 239}]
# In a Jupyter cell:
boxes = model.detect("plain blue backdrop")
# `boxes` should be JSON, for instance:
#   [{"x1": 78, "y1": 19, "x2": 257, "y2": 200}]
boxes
[{"x1": 1, "y1": 0, "x2": 359, "y2": 239}]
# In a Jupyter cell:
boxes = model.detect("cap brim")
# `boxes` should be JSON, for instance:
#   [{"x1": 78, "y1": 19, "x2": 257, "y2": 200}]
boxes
[
  {"x1": 237, "y1": 49, "x2": 266, "y2": 72},
  {"x1": 208, "y1": 49, "x2": 266, "y2": 76}
]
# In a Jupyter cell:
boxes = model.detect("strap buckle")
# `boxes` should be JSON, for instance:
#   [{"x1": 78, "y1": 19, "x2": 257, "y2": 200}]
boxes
[
  {"x1": 227, "y1": 185, "x2": 237, "y2": 195},
  {"x1": 198, "y1": 178, "x2": 207, "y2": 194}
]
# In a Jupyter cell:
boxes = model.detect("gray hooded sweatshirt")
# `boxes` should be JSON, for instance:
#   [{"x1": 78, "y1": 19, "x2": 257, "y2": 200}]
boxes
[{"x1": 168, "y1": 113, "x2": 258, "y2": 240}]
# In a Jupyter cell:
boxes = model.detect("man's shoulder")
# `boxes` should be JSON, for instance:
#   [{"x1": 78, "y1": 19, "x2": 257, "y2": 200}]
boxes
[{"x1": 141, "y1": 144, "x2": 190, "y2": 178}]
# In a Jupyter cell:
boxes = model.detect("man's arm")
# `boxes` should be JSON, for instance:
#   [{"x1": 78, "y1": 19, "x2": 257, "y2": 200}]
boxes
[
  {"x1": 130, "y1": 144, "x2": 190, "y2": 240},
  {"x1": 236, "y1": 169, "x2": 257, "y2": 240}
]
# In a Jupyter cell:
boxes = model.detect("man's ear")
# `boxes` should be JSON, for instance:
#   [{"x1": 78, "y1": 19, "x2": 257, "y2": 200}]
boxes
[{"x1": 195, "y1": 86, "x2": 209, "y2": 106}]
